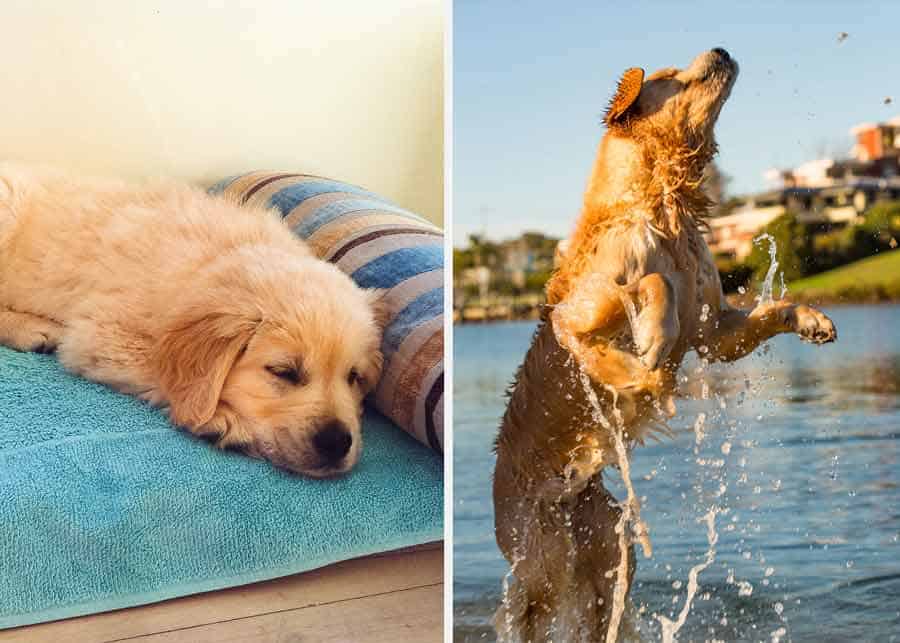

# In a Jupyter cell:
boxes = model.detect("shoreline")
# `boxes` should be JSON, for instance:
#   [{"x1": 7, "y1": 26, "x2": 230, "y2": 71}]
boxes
[{"x1": 453, "y1": 295, "x2": 900, "y2": 325}]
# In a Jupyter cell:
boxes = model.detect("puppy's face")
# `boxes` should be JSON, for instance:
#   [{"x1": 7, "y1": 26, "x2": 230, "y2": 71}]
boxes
[
  {"x1": 605, "y1": 48, "x2": 739, "y2": 150},
  {"x1": 153, "y1": 257, "x2": 384, "y2": 478},
  {"x1": 219, "y1": 303, "x2": 382, "y2": 477}
]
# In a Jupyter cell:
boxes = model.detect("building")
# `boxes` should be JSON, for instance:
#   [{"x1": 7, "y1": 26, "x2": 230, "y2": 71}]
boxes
[
  {"x1": 706, "y1": 115, "x2": 900, "y2": 260},
  {"x1": 851, "y1": 116, "x2": 900, "y2": 165}
]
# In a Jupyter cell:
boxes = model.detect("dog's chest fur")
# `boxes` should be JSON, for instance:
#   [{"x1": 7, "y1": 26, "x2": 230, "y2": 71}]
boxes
[{"x1": 583, "y1": 218, "x2": 720, "y2": 347}]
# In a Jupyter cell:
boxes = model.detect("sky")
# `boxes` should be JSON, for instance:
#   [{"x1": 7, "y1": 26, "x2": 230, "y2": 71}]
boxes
[{"x1": 453, "y1": 1, "x2": 900, "y2": 244}]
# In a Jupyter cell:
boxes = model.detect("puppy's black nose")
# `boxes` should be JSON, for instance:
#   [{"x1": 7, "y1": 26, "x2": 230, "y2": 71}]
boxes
[
  {"x1": 313, "y1": 421, "x2": 352, "y2": 463},
  {"x1": 712, "y1": 47, "x2": 730, "y2": 60}
]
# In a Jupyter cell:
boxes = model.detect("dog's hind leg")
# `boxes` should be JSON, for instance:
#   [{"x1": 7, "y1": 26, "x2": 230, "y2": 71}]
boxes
[
  {"x1": 0, "y1": 309, "x2": 62, "y2": 353},
  {"x1": 493, "y1": 573, "x2": 535, "y2": 643}
]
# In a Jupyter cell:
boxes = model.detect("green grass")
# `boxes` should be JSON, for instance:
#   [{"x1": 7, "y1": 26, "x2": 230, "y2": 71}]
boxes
[{"x1": 789, "y1": 249, "x2": 900, "y2": 300}]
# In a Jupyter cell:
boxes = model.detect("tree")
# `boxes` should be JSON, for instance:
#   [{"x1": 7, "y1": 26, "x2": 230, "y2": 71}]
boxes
[{"x1": 860, "y1": 200, "x2": 900, "y2": 242}]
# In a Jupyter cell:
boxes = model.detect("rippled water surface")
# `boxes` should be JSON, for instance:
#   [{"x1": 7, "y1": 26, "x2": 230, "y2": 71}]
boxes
[{"x1": 454, "y1": 305, "x2": 900, "y2": 642}]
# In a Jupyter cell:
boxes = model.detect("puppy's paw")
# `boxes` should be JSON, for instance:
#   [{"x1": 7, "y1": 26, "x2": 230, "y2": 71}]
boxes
[
  {"x1": 0, "y1": 316, "x2": 61, "y2": 354},
  {"x1": 789, "y1": 305, "x2": 837, "y2": 344}
]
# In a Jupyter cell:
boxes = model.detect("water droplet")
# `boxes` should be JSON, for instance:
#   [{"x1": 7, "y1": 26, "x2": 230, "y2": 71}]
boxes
[
  {"x1": 774, "y1": 601, "x2": 784, "y2": 615},
  {"x1": 765, "y1": 566, "x2": 775, "y2": 577},
  {"x1": 699, "y1": 304, "x2": 710, "y2": 322},
  {"x1": 846, "y1": 560, "x2": 854, "y2": 568},
  {"x1": 672, "y1": 580, "x2": 682, "y2": 589},
  {"x1": 721, "y1": 442, "x2": 732, "y2": 455}
]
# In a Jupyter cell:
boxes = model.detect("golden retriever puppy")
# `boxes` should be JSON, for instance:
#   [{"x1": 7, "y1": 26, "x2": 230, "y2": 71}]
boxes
[
  {"x1": 0, "y1": 164, "x2": 383, "y2": 478},
  {"x1": 493, "y1": 48, "x2": 836, "y2": 642}
]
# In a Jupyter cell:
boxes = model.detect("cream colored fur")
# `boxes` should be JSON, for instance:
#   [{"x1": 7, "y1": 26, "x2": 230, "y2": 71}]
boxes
[{"x1": 0, "y1": 163, "x2": 383, "y2": 478}]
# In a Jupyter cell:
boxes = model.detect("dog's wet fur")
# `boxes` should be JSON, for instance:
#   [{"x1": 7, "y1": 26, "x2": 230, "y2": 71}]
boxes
[{"x1": 493, "y1": 49, "x2": 836, "y2": 641}]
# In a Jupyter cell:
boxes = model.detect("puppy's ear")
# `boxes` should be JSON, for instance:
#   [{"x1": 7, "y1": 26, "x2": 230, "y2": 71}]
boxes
[
  {"x1": 604, "y1": 67, "x2": 644, "y2": 126},
  {"x1": 359, "y1": 289, "x2": 389, "y2": 392},
  {"x1": 152, "y1": 311, "x2": 258, "y2": 429},
  {"x1": 365, "y1": 288, "x2": 393, "y2": 331}
]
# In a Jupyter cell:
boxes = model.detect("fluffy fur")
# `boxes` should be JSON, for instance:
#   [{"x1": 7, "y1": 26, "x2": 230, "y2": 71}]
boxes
[
  {"x1": 493, "y1": 49, "x2": 837, "y2": 641},
  {"x1": 0, "y1": 163, "x2": 383, "y2": 478}
]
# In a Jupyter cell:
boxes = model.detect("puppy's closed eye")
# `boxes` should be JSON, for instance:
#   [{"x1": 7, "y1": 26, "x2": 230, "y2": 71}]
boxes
[{"x1": 265, "y1": 363, "x2": 306, "y2": 386}]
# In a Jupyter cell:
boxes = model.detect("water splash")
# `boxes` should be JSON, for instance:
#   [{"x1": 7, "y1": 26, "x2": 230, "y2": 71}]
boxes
[
  {"x1": 575, "y1": 370, "x2": 651, "y2": 643},
  {"x1": 657, "y1": 510, "x2": 719, "y2": 643},
  {"x1": 753, "y1": 233, "x2": 780, "y2": 305},
  {"x1": 498, "y1": 550, "x2": 526, "y2": 642}
]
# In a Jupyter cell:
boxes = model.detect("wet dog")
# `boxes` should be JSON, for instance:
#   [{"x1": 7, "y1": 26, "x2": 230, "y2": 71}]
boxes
[
  {"x1": 493, "y1": 49, "x2": 835, "y2": 641},
  {"x1": 0, "y1": 164, "x2": 383, "y2": 478}
]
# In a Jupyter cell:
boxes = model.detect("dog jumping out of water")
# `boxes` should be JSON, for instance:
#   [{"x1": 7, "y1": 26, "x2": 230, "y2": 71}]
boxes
[
  {"x1": 493, "y1": 48, "x2": 836, "y2": 642},
  {"x1": 0, "y1": 164, "x2": 383, "y2": 478}
]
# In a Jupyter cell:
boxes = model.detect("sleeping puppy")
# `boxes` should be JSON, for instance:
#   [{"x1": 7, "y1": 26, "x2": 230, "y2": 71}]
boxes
[
  {"x1": 493, "y1": 48, "x2": 836, "y2": 642},
  {"x1": 0, "y1": 163, "x2": 383, "y2": 478}
]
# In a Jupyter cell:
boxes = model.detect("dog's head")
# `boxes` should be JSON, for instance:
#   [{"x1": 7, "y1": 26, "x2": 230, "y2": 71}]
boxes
[
  {"x1": 152, "y1": 251, "x2": 385, "y2": 478},
  {"x1": 604, "y1": 48, "x2": 738, "y2": 149}
]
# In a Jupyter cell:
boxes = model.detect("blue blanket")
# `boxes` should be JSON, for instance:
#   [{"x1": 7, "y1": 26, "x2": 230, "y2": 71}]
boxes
[{"x1": 0, "y1": 348, "x2": 442, "y2": 628}]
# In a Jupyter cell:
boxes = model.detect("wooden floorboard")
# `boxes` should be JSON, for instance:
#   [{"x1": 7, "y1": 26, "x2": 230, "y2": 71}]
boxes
[
  {"x1": 118, "y1": 584, "x2": 442, "y2": 643},
  {"x1": 1, "y1": 542, "x2": 443, "y2": 643}
]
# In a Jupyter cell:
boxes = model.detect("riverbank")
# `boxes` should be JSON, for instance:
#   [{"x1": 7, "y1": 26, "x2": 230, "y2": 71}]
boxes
[
  {"x1": 786, "y1": 249, "x2": 900, "y2": 304},
  {"x1": 454, "y1": 250, "x2": 900, "y2": 323}
]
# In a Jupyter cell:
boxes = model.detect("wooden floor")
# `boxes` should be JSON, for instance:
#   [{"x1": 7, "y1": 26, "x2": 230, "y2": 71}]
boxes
[{"x1": 0, "y1": 542, "x2": 443, "y2": 643}]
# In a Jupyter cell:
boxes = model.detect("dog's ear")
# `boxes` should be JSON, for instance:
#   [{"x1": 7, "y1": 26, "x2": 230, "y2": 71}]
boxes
[
  {"x1": 360, "y1": 288, "x2": 389, "y2": 392},
  {"x1": 604, "y1": 67, "x2": 644, "y2": 126},
  {"x1": 152, "y1": 311, "x2": 258, "y2": 429},
  {"x1": 365, "y1": 288, "x2": 393, "y2": 332}
]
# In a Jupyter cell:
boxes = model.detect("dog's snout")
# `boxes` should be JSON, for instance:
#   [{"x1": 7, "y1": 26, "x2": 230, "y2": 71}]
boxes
[
  {"x1": 711, "y1": 47, "x2": 730, "y2": 60},
  {"x1": 313, "y1": 420, "x2": 353, "y2": 463}
]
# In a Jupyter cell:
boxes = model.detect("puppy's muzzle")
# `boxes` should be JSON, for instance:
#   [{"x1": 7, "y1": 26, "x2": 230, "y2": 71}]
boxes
[
  {"x1": 312, "y1": 419, "x2": 353, "y2": 465},
  {"x1": 256, "y1": 417, "x2": 357, "y2": 478}
]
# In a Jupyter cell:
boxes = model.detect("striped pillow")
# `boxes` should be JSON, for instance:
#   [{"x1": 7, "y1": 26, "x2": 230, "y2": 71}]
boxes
[{"x1": 210, "y1": 172, "x2": 444, "y2": 454}]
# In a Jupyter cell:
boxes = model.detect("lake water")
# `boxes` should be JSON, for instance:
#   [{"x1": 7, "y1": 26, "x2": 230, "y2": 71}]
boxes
[{"x1": 454, "y1": 304, "x2": 900, "y2": 642}]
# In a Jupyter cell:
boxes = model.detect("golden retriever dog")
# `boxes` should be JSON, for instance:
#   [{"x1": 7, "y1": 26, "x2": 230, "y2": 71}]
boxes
[
  {"x1": 0, "y1": 163, "x2": 383, "y2": 478},
  {"x1": 493, "y1": 48, "x2": 836, "y2": 642}
]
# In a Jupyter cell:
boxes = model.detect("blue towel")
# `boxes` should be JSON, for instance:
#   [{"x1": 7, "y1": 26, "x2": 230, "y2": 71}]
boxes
[{"x1": 0, "y1": 348, "x2": 442, "y2": 628}]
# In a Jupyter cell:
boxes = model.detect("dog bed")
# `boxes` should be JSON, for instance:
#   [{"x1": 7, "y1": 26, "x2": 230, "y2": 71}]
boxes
[{"x1": 0, "y1": 347, "x2": 442, "y2": 628}]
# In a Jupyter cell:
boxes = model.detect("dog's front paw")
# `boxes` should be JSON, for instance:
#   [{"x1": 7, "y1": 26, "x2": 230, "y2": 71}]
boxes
[
  {"x1": 1, "y1": 321, "x2": 60, "y2": 353},
  {"x1": 788, "y1": 305, "x2": 837, "y2": 344},
  {"x1": 633, "y1": 308, "x2": 679, "y2": 370}
]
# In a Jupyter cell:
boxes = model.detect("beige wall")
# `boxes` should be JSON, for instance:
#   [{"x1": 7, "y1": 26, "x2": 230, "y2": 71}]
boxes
[{"x1": 0, "y1": 0, "x2": 443, "y2": 225}]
